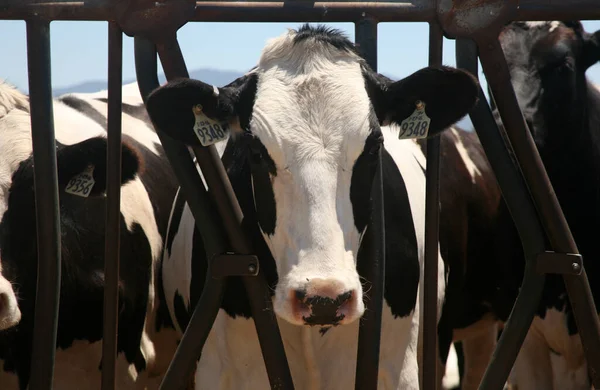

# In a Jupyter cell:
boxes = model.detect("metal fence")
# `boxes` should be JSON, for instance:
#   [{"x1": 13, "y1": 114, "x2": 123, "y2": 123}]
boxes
[{"x1": 1, "y1": 1, "x2": 600, "y2": 389}]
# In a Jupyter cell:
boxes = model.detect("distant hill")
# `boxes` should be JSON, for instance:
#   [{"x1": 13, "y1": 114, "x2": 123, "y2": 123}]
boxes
[
  {"x1": 52, "y1": 67, "x2": 473, "y2": 131},
  {"x1": 52, "y1": 68, "x2": 244, "y2": 96}
]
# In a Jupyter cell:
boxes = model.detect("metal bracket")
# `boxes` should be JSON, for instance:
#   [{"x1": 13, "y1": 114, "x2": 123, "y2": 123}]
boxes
[
  {"x1": 536, "y1": 251, "x2": 583, "y2": 276},
  {"x1": 211, "y1": 253, "x2": 260, "y2": 278}
]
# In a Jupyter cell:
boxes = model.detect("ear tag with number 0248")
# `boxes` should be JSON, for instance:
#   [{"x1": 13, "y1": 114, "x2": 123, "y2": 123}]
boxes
[
  {"x1": 65, "y1": 165, "x2": 95, "y2": 198},
  {"x1": 398, "y1": 100, "x2": 431, "y2": 140},
  {"x1": 192, "y1": 104, "x2": 230, "y2": 147}
]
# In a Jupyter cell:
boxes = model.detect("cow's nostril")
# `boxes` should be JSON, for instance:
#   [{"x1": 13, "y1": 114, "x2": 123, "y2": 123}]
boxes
[
  {"x1": 0, "y1": 293, "x2": 6, "y2": 315},
  {"x1": 298, "y1": 290, "x2": 355, "y2": 326}
]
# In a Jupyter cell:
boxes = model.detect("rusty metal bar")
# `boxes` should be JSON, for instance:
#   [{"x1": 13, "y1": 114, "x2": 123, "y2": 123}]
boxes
[
  {"x1": 455, "y1": 38, "x2": 546, "y2": 390},
  {"x1": 26, "y1": 18, "x2": 61, "y2": 390},
  {"x1": 101, "y1": 21, "x2": 123, "y2": 390},
  {"x1": 134, "y1": 37, "x2": 228, "y2": 390},
  {"x1": 477, "y1": 37, "x2": 600, "y2": 387},
  {"x1": 422, "y1": 20, "x2": 442, "y2": 390},
  {"x1": 154, "y1": 35, "x2": 294, "y2": 390},
  {"x1": 353, "y1": 17, "x2": 385, "y2": 390},
  {"x1": 3, "y1": 1, "x2": 600, "y2": 22}
]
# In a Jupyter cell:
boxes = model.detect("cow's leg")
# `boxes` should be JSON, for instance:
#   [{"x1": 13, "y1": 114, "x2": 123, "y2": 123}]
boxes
[
  {"x1": 460, "y1": 322, "x2": 498, "y2": 390},
  {"x1": 509, "y1": 329, "x2": 553, "y2": 390}
]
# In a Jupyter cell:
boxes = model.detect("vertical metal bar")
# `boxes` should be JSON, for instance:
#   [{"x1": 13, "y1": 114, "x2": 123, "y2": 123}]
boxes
[
  {"x1": 26, "y1": 18, "x2": 61, "y2": 390},
  {"x1": 455, "y1": 38, "x2": 546, "y2": 390},
  {"x1": 423, "y1": 20, "x2": 443, "y2": 390},
  {"x1": 153, "y1": 36, "x2": 294, "y2": 390},
  {"x1": 101, "y1": 21, "x2": 123, "y2": 390},
  {"x1": 354, "y1": 17, "x2": 385, "y2": 390},
  {"x1": 477, "y1": 38, "x2": 600, "y2": 388},
  {"x1": 134, "y1": 37, "x2": 228, "y2": 390}
]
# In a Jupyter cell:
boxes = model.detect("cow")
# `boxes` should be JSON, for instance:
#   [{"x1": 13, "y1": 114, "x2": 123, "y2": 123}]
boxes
[
  {"x1": 434, "y1": 20, "x2": 600, "y2": 390},
  {"x1": 145, "y1": 24, "x2": 480, "y2": 389},
  {"x1": 0, "y1": 81, "x2": 180, "y2": 389},
  {"x1": 494, "y1": 20, "x2": 600, "y2": 390}
]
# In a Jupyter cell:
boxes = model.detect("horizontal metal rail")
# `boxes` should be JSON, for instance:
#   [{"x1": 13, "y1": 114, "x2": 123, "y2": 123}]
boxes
[{"x1": 2, "y1": 1, "x2": 600, "y2": 22}]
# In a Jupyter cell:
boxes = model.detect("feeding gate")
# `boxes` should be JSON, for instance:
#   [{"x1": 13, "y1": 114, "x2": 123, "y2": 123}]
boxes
[{"x1": 1, "y1": 0, "x2": 600, "y2": 389}]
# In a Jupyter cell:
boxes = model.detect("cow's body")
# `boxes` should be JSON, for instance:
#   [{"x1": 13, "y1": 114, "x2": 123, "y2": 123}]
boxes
[
  {"x1": 147, "y1": 25, "x2": 479, "y2": 389},
  {"x1": 0, "y1": 81, "x2": 179, "y2": 389},
  {"x1": 415, "y1": 127, "x2": 502, "y2": 390}
]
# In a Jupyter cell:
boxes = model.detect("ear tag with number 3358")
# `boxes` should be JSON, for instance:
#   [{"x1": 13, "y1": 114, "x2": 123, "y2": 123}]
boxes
[
  {"x1": 192, "y1": 104, "x2": 230, "y2": 147},
  {"x1": 398, "y1": 100, "x2": 431, "y2": 140}
]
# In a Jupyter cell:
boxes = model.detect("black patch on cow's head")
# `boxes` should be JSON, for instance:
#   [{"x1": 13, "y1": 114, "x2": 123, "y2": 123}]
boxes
[
  {"x1": 362, "y1": 65, "x2": 479, "y2": 138},
  {"x1": 496, "y1": 21, "x2": 600, "y2": 154},
  {"x1": 293, "y1": 24, "x2": 358, "y2": 54}
]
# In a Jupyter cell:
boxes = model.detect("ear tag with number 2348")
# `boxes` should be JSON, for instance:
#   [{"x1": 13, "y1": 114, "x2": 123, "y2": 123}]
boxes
[
  {"x1": 398, "y1": 100, "x2": 431, "y2": 140},
  {"x1": 192, "y1": 104, "x2": 230, "y2": 147}
]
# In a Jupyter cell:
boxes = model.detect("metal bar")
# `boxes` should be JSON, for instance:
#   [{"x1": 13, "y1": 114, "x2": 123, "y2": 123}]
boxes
[
  {"x1": 353, "y1": 17, "x2": 385, "y2": 390},
  {"x1": 0, "y1": 1, "x2": 436, "y2": 22},
  {"x1": 101, "y1": 21, "x2": 122, "y2": 390},
  {"x1": 134, "y1": 37, "x2": 228, "y2": 390},
  {"x1": 152, "y1": 36, "x2": 294, "y2": 390},
  {"x1": 455, "y1": 38, "x2": 547, "y2": 390},
  {"x1": 3, "y1": 1, "x2": 600, "y2": 22},
  {"x1": 26, "y1": 18, "x2": 62, "y2": 390},
  {"x1": 477, "y1": 37, "x2": 600, "y2": 388},
  {"x1": 422, "y1": 20, "x2": 442, "y2": 390}
]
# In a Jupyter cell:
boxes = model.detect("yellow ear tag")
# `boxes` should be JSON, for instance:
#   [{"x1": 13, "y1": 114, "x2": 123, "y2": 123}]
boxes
[
  {"x1": 398, "y1": 100, "x2": 431, "y2": 140},
  {"x1": 192, "y1": 104, "x2": 230, "y2": 146},
  {"x1": 65, "y1": 165, "x2": 95, "y2": 198}
]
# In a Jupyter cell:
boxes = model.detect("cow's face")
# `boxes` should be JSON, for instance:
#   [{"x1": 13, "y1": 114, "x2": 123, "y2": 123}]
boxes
[
  {"x1": 147, "y1": 25, "x2": 478, "y2": 326},
  {"x1": 0, "y1": 83, "x2": 143, "y2": 331},
  {"x1": 496, "y1": 21, "x2": 600, "y2": 149}
]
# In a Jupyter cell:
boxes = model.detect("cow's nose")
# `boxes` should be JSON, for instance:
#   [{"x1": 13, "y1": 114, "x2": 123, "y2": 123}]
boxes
[{"x1": 292, "y1": 287, "x2": 355, "y2": 326}]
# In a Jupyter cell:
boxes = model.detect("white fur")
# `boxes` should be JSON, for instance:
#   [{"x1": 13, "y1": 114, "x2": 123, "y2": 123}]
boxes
[
  {"x1": 0, "y1": 81, "x2": 171, "y2": 388},
  {"x1": 525, "y1": 21, "x2": 562, "y2": 33},
  {"x1": 509, "y1": 306, "x2": 589, "y2": 390},
  {"x1": 450, "y1": 128, "x2": 481, "y2": 184}
]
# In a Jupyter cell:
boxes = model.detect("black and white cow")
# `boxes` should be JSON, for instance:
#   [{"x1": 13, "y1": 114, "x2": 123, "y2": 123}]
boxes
[
  {"x1": 0, "y1": 81, "x2": 180, "y2": 389},
  {"x1": 435, "y1": 20, "x2": 600, "y2": 390},
  {"x1": 496, "y1": 20, "x2": 600, "y2": 389},
  {"x1": 146, "y1": 24, "x2": 479, "y2": 389}
]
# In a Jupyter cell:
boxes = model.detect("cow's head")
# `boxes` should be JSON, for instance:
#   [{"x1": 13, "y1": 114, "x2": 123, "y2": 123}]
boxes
[
  {"x1": 0, "y1": 83, "x2": 143, "y2": 331},
  {"x1": 146, "y1": 25, "x2": 478, "y2": 326},
  {"x1": 496, "y1": 21, "x2": 600, "y2": 151}
]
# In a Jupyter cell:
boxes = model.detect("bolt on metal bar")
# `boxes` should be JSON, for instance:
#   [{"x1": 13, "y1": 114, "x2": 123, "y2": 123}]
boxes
[
  {"x1": 423, "y1": 20, "x2": 443, "y2": 390},
  {"x1": 353, "y1": 17, "x2": 386, "y2": 390},
  {"x1": 101, "y1": 21, "x2": 123, "y2": 390},
  {"x1": 476, "y1": 37, "x2": 600, "y2": 388},
  {"x1": 133, "y1": 37, "x2": 229, "y2": 390},
  {"x1": 154, "y1": 36, "x2": 295, "y2": 390},
  {"x1": 455, "y1": 38, "x2": 546, "y2": 390},
  {"x1": 25, "y1": 18, "x2": 62, "y2": 390}
]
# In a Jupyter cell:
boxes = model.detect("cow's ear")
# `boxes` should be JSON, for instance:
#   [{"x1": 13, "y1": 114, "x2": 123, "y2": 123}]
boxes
[
  {"x1": 365, "y1": 66, "x2": 479, "y2": 138},
  {"x1": 145, "y1": 73, "x2": 258, "y2": 146},
  {"x1": 582, "y1": 30, "x2": 600, "y2": 70},
  {"x1": 57, "y1": 137, "x2": 142, "y2": 198}
]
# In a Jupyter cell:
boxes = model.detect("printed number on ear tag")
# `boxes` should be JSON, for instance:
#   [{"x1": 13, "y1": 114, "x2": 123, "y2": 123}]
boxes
[
  {"x1": 398, "y1": 100, "x2": 431, "y2": 140},
  {"x1": 65, "y1": 166, "x2": 95, "y2": 198},
  {"x1": 192, "y1": 104, "x2": 230, "y2": 146}
]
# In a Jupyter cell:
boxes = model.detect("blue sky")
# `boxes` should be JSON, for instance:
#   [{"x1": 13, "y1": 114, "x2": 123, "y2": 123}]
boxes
[{"x1": 1, "y1": 20, "x2": 600, "y2": 95}]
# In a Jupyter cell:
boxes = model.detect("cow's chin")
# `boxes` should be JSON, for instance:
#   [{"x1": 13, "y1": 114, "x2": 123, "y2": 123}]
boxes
[{"x1": 272, "y1": 280, "x2": 365, "y2": 327}]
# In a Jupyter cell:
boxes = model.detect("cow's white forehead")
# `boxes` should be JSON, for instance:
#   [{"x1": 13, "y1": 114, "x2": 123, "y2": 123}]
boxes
[{"x1": 251, "y1": 28, "x2": 372, "y2": 169}]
